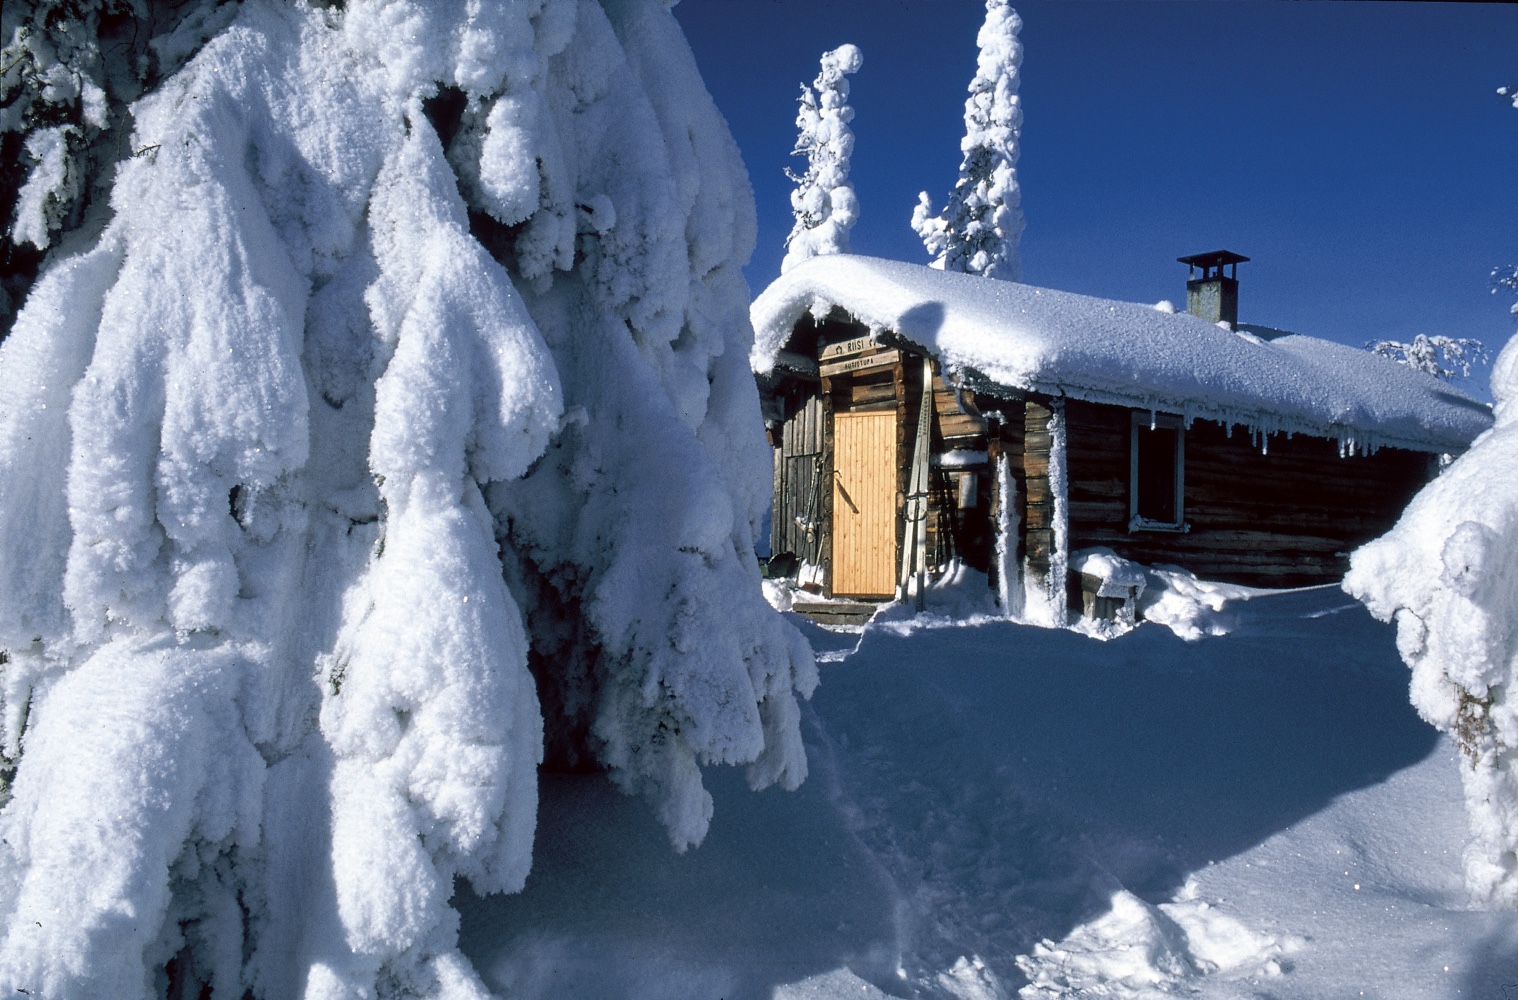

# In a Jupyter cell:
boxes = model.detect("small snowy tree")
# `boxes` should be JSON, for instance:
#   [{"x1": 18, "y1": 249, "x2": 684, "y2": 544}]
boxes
[
  {"x1": 1367, "y1": 334, "x2": 1488, "y2": 380},
  {"x1": 780, "y1": 43, "x2": 863, "y2": 273},
  {"x1": 0, "y1": 0, "x2": 815, "y2": 994},
  {"x1": 911, "y1": 0, "x2": 1025, "y2": 280}
]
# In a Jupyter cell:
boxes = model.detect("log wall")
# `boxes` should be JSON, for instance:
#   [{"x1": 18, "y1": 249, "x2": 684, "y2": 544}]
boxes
[
  {"x1": 1022, "y1": 400, "x2": 1058, "y2": 581},
  {"x1": 771, "y1": 390, "x2": 826, "y2": 567},
  {"x1": 1063, "y1": 399, "x2": 1435, "y2": 587}
]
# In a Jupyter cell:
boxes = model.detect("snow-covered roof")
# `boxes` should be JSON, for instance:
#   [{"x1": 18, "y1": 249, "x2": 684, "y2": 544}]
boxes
[{"x1": 751, "y1": 255, "x2": 1491, "y2": 454}]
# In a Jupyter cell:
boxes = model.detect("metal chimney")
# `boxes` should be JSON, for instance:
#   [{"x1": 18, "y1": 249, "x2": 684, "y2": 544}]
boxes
[{"x1": 1177, "y1": 250, "x2": 1248, "y2": 328}]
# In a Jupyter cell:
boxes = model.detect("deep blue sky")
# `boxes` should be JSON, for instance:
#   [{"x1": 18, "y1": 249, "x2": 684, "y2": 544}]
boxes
[{"x1": 673, "y1": 0, "x2": 1517, "y2": 385}]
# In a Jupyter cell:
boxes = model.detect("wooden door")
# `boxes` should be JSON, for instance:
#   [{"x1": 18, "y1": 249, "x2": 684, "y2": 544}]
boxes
[{"x1": 831, "y1": 410, "x2": 898, "y2": 597}]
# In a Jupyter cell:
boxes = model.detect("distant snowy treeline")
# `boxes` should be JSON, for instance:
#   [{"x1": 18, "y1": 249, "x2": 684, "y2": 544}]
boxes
[{"x1": 0, "y1": 0, "x2": 814, "y2": 995}]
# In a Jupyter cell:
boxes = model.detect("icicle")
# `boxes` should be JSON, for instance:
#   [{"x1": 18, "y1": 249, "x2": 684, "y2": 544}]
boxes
[
  {"x1": 994, "y1": 451, "x2": 1022, "y2": 618},
  {"x1": 1023, "y1": 401, "x2": 1068, "y2": 628}
]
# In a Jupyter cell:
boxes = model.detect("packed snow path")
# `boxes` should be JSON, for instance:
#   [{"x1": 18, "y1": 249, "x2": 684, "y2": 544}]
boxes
[{"x1": 457, "y1": 588, "x2": 1517, "y2": 998}]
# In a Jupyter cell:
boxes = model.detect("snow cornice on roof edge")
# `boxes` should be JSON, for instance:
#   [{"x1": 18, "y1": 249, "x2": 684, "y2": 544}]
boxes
[{"x1": 751, "y1": 254, "x2": 1491, "y2": 455}]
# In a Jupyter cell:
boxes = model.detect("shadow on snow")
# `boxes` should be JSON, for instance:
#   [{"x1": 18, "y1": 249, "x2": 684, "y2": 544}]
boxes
[{"x1": 456, "y1": 587, "x2": 1440, "y2": 998}]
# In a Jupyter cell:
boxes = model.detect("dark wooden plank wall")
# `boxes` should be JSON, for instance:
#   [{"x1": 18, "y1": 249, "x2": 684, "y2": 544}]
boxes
[
  {"x1": 1022, "y1": 400, "x2": 1058, "y2": 581},
  {"x1": 930, "y1": 375, "x2": 993, "y2": 573},
  {"x1": 771, "y1": 392, "x2": 825, "y2": 565},
  {"x1": 1063, "y1": 398, "x2": 1435, "y2": 587}
]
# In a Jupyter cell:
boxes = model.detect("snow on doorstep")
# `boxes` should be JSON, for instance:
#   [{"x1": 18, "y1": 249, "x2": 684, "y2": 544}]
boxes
[{"x1": 751, "y1": 254, "x2": 1491, "y2": 454}]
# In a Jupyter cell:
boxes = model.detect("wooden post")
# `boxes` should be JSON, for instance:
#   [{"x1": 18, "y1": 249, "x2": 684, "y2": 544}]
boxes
[{"x1": 901, "y1": 356, "x2": 934, "y2": 609}]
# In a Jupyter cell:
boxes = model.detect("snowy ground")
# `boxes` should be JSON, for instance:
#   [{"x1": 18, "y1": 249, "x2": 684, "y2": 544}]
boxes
[{"x1": 455, "y1": 587, "x2": 1518, "y2": 999}]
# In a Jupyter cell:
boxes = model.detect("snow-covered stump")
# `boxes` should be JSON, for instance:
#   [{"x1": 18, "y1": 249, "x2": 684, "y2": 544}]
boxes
[
  {"x1": 0, "y1": 0, "x2": 814, "y2": 993},
  {"x1": 1346, "y1": 332, "x2": 1518, "y2": 907}
]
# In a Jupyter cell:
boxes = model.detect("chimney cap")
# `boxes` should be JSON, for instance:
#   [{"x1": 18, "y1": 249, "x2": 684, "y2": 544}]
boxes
[{"x1": 1177, "y1": 250, "x2": 1250, "y2": 269}]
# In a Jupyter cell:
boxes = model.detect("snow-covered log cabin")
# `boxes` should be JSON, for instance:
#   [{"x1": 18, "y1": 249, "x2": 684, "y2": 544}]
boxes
[{"x1": 751, "y1": 253, "x2": 1492, "y2": 618}]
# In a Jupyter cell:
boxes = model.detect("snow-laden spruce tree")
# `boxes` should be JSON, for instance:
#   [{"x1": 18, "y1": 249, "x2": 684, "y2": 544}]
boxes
[
  {"x1": 911, "y1": 0, "x2": 1025, "y2": 280},
  {"x1": 780, "y1": 43, "x2": 863, "y2": 273},
  {"x1": 0, "y1": 0, "x2": 815, "y2": 995}
]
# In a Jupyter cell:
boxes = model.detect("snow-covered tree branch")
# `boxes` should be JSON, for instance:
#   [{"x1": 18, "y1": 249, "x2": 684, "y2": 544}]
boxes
[
  {"x1": 780, "y1": 43, "x2": 862, "y2": 273},
  {"x1": 0, "y1": 0, "x2": 248, "y2": 336},
  {"x1": 0, "y1": 0, "x2": 815, "y2": 994},
  {"x1": 1366, "y1": 334, "x2": 1488, "y2": 380},
  {"x1": 911, "y1": 0, "x2": 1025, "y2": 281}
]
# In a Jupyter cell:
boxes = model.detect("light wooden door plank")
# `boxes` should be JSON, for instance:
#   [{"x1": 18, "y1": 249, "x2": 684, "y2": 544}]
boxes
[{"x1": 831, "y1": 410, "x2": 897, "y2": 597}]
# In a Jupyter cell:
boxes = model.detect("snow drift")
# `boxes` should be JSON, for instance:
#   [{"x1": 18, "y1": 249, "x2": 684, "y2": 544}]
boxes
[
  {"x1": 0, "y1": 0, "x2": 813, "y2": 995},
  {"x1": 1346, "y1": 331, "x2": 1518, "y2": 906}
]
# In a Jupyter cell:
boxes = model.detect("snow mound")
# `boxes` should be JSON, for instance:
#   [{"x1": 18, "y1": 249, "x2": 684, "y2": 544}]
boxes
[
  {"x1": 0, "y1": 0, "x2": 813, "y2": 994},
  {"x1": 1016, "y1": 887, "x2": 1295, "y2": 998},
  {"x1": 1066, "y1": 549, "x2": 1263, "y2": 641},
  {"x1": 1346, "y1": 330, "x2": 1518, "y2": 905},
  {"x1": 752, "y1": 255, "x2": 1490, "y2": 455},
  {"x1": 1138, "y1": 565, "x2": 1262, "y2": 642}
]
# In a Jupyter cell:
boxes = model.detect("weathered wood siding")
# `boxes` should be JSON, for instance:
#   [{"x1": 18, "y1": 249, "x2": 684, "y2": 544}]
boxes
[
  {"x1": 930, "y1": 374, "x2": 992, "y2": 573},
  {"x1": 771, "y1": 392, "x2": 825, "y2": 566},
  {"x1": 1023, "y1": 400, "x2": 1058, "y2": 581},
  {"x1": 1063, "y1": 398, "x2": 1434, "y2": 587}
]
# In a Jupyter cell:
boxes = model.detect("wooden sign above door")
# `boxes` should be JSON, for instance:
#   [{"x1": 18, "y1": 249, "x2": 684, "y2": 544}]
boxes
[
  {"x1": 818, "y1": 335, "x2": 878, "y2": 361},
  {"x1": 820, "y1": 348, "x2": 900, "y2": 378}
]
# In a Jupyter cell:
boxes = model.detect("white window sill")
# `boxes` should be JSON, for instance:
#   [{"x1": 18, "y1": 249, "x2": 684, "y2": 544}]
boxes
[{"x1": 1128, "y1": 516, "x2": 1190, "y2": 534}]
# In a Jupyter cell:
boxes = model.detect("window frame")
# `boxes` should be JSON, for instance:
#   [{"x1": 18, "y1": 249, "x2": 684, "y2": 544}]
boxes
[{"x1": 1128, "y1": 411, "x2": 1187, "y2": 533}]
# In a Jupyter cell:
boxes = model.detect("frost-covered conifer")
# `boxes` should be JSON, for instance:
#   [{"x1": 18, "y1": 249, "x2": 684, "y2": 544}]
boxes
[
  {"x1": 781, "y1": 43, "x2": 863, "y2": 273},
  {"x1": 0, "y1": 0, "x2": 815, "y2": 994},
  {"x1": 911, "y1": 0, "x2": 1025, "y2": 280},
  {"x1": 1367, "y1": 334, "x2": 1487, "y2": 380}
]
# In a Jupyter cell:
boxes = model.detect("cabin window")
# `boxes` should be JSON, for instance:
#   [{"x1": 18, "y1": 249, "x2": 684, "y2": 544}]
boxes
[{"x1": 1129, "y1": 413, "x2": 1186, "y2": 532}]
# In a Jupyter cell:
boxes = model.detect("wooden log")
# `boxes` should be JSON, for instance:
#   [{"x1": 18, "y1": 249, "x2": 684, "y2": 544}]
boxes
[
  {"x1": 938, "y1": 413, "x2": 988, "y2": 439},
  {"x1": 851, "y1": 379, "x2": 898, "y2": 407}
]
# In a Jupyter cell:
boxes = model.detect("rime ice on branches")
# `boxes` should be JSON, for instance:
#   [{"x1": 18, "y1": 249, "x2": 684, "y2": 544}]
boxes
[
  {"x1": 781, "y1": 43, "x2": 863, "y2": 273},
  {"x1": 911, "y1": 0, "x2": 1025, "y2": 281},
  {"x1": 0, "y1": 1, "x2": 815, "y2": 994}
]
